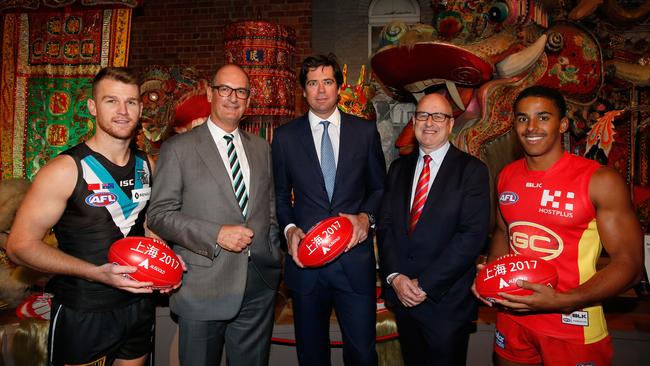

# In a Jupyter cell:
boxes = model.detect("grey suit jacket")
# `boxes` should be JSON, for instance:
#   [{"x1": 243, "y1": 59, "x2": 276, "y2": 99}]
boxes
[{"x1": 147, "y1": 122, "x2": 282, "y2": 321}]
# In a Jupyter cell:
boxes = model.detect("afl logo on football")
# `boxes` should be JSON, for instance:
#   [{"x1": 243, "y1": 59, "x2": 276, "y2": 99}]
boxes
[
  {"x1": 85, "y1": 192, "x2": 117, "y2": 207},
  {"x1": 499, "y1": 191, "x2": 518, "y2": 205}
]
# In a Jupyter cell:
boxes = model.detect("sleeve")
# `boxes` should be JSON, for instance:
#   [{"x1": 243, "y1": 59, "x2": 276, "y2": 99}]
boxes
[
  {"x1": 271, "y1": 127, "x2": 295, "y2": 235},
  {"x1": 359, "y1": 122, "x2": 387, "y2": 217},
  {"x1": 376, "y1": 160, "x2": 401, "y2": 283},
  {"x1": 146, "y1": 139, "x2": 223, "y2": 259}
]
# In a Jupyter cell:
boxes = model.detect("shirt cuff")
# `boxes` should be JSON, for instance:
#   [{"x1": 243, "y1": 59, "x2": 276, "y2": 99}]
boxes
[
  {"x1": 386, "y1": 272, "x2": 400, "y2": 285},
  {"x1": 283, "y1": 223, "x2": 297, "y2": 240}
]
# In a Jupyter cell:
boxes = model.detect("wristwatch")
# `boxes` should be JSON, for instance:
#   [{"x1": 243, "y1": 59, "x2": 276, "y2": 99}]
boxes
[{"x1": 363, "y1": 212, "x2": 376, "y2": 228}]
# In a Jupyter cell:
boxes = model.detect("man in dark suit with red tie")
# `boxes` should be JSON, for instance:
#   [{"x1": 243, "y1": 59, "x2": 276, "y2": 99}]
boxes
[
  {"x1": 377, "y1": 93, "x2": 490, "y2": 366},
  {"x1": 272, "y1": 54, "x2": 385, "y2": 365}
]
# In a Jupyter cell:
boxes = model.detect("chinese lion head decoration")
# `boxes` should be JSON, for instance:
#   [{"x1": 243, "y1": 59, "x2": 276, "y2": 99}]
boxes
[{"x1": 137, "y1": 66, "x2": 211, "y2": 156}]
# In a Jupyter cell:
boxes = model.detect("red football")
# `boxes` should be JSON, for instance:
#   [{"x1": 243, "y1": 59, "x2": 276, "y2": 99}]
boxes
[
  {"x1": 297, "y1": 216, "x2": 353, "y2": 267},
  {"x1": 108, "y1": 236, "x2": 183, "y2": 289},
  {"x1": 475, "y1": 254, "x2": 558, "y2": 302}
]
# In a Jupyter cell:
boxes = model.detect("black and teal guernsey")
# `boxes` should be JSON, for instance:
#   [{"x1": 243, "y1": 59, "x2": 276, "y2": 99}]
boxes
[{"x1": 47, "y1": 143, "x2": 152, "y2": 310}]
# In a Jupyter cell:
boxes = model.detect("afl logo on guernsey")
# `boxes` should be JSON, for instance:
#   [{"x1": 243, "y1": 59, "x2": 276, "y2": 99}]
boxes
[
  {"x1": 499, "y1": 191, "x2": 518, "y2": 205},
  {"x1": 85, "y1": 192, "x2": 117, "y2": 207}
]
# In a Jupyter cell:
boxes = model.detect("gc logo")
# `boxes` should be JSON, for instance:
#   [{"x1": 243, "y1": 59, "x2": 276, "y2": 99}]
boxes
[{"x1": 509, "y1": 221, "x2": 563, "y2": 260}]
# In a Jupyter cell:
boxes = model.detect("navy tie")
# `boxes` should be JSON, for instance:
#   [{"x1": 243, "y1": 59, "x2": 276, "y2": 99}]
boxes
[{"x1": 320, "y1": 121, "x2": 336, "y2": 201}]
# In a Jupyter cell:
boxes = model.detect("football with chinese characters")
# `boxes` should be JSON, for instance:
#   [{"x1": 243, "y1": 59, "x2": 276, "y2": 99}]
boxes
[
  {"x1": 297, "y1": 216, "x2": 354, "y2": 267},
  {"x1": 475, "y1": 254, "x2": 558, "y2": 302},
  {"x1": 108, "y1": 236, "x2": 182, "y2": 289}
]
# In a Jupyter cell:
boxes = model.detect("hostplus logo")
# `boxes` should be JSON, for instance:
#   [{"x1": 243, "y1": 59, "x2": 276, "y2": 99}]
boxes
[{"x1": 538, "y1": 189, "x2": 574, "y2": 218}]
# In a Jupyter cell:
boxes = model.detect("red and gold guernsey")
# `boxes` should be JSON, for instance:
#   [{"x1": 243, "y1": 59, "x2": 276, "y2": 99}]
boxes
[{"x1": 496, "y1": 152, "x2": 606, "y2": 344}]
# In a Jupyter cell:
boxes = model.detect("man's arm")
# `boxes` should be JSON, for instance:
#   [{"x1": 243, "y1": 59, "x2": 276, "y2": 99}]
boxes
[
  {"x1": 500, "y1": 167, "x2": 643, "y2": 312},
  {"x1": 487, "y1": 206, "x2": 510, "y2": 263},
  {"x1": 342, "y1": 125, "x2": 386, "y2": 249},
  {"x1": 266, "y1": 144, "x2": 281, "y2": 251},
  {"x1": 359, "y1": 124, "x2": 387, "y2": 217},
  {"x1": 271, "y1": 128, "x2": 306, "y2": 266},
  {"x1": 471, "y1": 198, "x2": 510, "y2": 304},
  {"x1": 6, "y1": 155, "x2": 152, "y2": 293}
]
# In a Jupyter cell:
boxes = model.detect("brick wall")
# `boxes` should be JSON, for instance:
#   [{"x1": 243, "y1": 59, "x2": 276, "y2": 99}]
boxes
[{"x1": 129, "y1": 0, "x2": 312, "y2": 80}]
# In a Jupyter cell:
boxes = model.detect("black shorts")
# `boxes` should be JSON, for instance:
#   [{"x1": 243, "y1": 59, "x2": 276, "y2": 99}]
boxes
[{"x1": 48, "y1": 297, "x2": 154, "y2": 366}]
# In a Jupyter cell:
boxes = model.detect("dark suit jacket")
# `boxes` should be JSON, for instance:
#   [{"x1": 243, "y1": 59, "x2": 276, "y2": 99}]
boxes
[
  {"x1": 148, "y1": 122, "x2": 282, "y2": 321},
  {"x1": 272, "y1": 112, "x2": 385, "y2": 295},
  {"x1": 377, "y1": 144, "x2": 490, "y2": 324}
]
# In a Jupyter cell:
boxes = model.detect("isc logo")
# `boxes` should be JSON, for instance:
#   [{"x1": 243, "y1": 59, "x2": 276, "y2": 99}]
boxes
[
  {"x1": 509, "y1": 221, "x2": 563, "y2": 260},
  {"x1": 85, "y1": 192, "x2": 117, "y2": 207},
  {"x1": 499, "y1": 191, "x2": 518, "y2": 205}
]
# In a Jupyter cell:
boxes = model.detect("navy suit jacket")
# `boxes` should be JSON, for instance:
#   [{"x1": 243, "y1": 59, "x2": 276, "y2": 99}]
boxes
[
  {"x1": 377, "y1": 144, "x2": 490, "y2": 324},
  {"x1": 272, "y1": 112, "x2": 386, "y2": 295}
]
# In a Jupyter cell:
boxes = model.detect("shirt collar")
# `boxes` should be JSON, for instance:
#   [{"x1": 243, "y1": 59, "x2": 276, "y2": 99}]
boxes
[
  {"x1": 308, "y1": 108, "x2": 341, "y2": 129},
  {"x1": 207, "y1": 117, "x2": 240, "y2": 141},
  {"x1": 419, "y1": 141, "x2": 450, "y2": 165}
]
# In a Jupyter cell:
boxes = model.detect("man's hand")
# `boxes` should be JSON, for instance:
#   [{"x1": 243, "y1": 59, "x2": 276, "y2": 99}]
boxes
[
  {"x1": 496, "y1": 280, "x2": 571, "y2": 313},
  {"x1": 392, "y1": 274, "x2": 427, "y2": 307},
  {"x1": 339, "y1": 212, "x2": 370, "y2": 252},
  {"x1": 217, "y1": 225, "x2": 254, "y2": 252},
  {"x1": 94, "y1": 263, "x2": 154, "y2": 293},
  {"x1": 471, "y1": 263, "x2": 494, "y2": 307},
  {"x1": 286, "y1": 226, "x2": 306, "y2": 268}
]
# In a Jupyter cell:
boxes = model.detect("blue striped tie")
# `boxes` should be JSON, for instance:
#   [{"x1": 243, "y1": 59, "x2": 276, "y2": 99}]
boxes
[
  {"x1": 320, "y1": 121, "x2": 336, "y2": 201},
  {"x1": 224, "y1": 134, "x2": 248, "y2": 217}
]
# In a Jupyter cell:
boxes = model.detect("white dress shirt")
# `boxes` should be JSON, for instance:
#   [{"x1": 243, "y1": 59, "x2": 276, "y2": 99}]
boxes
[
  {"x1": 308, "y1": 108, "x2": 341, "y2": 166},
  {"x1": 206, "y1": 118, "x2": 251, "y2": 195}
]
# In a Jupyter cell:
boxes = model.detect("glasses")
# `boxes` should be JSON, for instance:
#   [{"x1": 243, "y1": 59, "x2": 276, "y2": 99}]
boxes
[
  {"x1": 211, "y1": 85, "x2": 250, "y2": 100},
  {"x1": 414, "y1": 111, "x2": 452, "y2": 123}
]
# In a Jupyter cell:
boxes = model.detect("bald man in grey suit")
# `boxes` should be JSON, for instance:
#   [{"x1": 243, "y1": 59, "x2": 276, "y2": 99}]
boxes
[{"x1": 147, "y1": 64, "x2": 282, "y2": 365}]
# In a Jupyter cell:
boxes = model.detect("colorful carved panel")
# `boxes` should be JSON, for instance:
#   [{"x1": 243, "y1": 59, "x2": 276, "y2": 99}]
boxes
[
  {"x1": 0, "y1": 8, "x2": 132, "y2": 179},
  {"x1": 224, "y1": 20, "x2": 296, "y2": 117}
]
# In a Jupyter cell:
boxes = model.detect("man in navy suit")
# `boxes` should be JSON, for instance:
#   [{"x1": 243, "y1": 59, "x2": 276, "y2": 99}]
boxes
[
  {"x1": 377, "y1": 93, "x2": 490, "y2": 366},
  {"x1": 272, "y1": 54, "x2": 385, "y2": 366}
]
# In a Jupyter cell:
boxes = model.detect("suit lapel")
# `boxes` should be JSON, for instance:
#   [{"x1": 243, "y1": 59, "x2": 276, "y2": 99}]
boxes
[
  {"x1": 194, "y1": 123, "x2": 242, "y2": 215},
  {"x1": 418, "y1": 145, "x2": 458, "y2": 220},
  {"x1": 401, "y1": 153, "x2": 419, "y2": 232},
  {"x1": 297, "y1": 114, "x2": 329, "y2": 199},
  {"x1": 335, "y1": 115, "x2": 353, "y2": 202}
]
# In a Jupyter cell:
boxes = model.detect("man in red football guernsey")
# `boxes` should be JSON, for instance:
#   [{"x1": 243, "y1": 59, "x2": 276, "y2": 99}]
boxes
[{"x1": 476, "y1": 86, "x2": 643, "y2": 365}]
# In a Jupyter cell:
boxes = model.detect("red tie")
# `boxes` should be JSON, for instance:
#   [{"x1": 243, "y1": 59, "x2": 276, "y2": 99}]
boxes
[{"x1": 409, "y1": 155, "x2": 432, "y2": 233}]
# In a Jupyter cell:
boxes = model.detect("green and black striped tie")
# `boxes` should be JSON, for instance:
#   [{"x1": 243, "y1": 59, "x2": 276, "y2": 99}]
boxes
[{"x1": 224, "y1": 134, "x2": 248, "y2": 218}]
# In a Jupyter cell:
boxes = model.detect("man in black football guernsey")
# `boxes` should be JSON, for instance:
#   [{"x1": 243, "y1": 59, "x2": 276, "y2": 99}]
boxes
[{"x1": 7, "y1": 67, "x2": 162, "y2": 366}]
